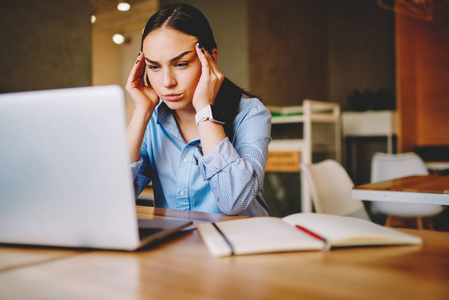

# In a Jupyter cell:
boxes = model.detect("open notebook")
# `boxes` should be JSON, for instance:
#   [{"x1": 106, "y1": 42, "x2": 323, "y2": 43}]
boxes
[{"x1": 198, "y1": 213, "x2": 422, "y2": 257}]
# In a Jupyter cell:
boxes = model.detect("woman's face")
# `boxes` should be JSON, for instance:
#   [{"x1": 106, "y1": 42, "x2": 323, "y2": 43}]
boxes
[{"x1": 142, "y1": 28, "x2": 201, "y2": 112}]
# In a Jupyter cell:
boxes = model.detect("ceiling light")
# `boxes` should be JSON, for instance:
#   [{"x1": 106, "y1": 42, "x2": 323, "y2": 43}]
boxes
[
  {"x1": 117, "y1": 2, "x2": 131, "y2": 12},
  {"x1": 112, "y1": 33, "x2": 125, "y2": 45},
  {"x1": 91, "y1": 15, "x2": 96, "y2": 24}
]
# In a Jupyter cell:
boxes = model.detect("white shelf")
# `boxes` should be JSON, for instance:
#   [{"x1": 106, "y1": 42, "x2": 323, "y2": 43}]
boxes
[
  {"x1": 268, "y1": 100, "x2": 341, "y2": 213},
  {"x1": 271, "y1": 115, "x2": 305, "y2": 124},
  {"x1": 271, "y1": 113, "x2": 339, "y2": 124},
  {"x1": 342, "y1": 110, "x2": 397, "y2": 137},
  {"x1": 269, "y1": 139, "x2": 304, "y2": 151},
  {"x1": 342, "y1": 110, "x2": 397, "y2": 154}
]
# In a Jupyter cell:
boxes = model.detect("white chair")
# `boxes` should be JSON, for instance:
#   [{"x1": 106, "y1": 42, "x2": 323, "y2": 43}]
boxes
[
  {"x1": 301, "y1": 160, "x2": 370, "y2": 221},
  {"x1": 370, "y1": 152, "x2": 444, "y2": 229}
]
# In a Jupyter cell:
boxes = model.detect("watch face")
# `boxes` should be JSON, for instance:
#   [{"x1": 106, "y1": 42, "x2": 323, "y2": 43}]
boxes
[{"x1": 211, "y1": 105, "x2": 225, "y2": 123}]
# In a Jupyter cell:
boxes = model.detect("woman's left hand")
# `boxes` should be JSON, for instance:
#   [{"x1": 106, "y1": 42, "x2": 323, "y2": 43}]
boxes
[{"x1": 192, "y1": 43, "x2": 224, "y2": 112}]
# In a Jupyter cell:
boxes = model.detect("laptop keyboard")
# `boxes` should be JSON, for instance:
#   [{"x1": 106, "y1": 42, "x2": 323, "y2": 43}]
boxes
[{"x1": 138, "y1": 227, "x2": 164, "y2": 240}]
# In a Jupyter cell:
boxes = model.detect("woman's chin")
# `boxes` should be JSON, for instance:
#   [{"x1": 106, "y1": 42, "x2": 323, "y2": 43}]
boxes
[{"x1": 163, "y1": 99, "x2": 192, "y2": 111}]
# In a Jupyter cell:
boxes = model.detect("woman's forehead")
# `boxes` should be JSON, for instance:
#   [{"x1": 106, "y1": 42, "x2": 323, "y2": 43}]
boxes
[{"x1": 143, "y1": 28, "x2": 197, "y2": 59}]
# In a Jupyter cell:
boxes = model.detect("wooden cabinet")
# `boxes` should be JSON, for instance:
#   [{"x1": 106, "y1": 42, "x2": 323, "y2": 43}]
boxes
[{"x1": 396, "y1": 8, "x2": 449, "y2": 152}]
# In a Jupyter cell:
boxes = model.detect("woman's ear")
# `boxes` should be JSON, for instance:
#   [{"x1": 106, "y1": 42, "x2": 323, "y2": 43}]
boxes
[{"x1": 211, "y1": 49, "x2": 218, "y2": 64}]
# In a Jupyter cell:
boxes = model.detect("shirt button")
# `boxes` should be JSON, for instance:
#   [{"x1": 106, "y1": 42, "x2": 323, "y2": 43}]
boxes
[
  {"x1": 184, "y1": 157, "x2": 189, "y2": 163},
  {"x1": 180, "y1": 191, "x2": 185, "y2": 197}
]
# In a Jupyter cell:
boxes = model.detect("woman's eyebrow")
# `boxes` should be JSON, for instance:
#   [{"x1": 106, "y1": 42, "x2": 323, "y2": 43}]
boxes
[{"x1": 145, "y1": 51, "x2": 193, "y2": 64}]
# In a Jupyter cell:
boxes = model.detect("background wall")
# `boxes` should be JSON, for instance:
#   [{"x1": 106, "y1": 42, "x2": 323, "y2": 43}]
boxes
[
  {"x1": 327, "y1": 0, "x2": 396, "y2": 110},
  {"x1": 247, "y1": 0, "x2": 329, "y2": 106},
  {"x1": 0, "y1": 0, "x2": 92, "y2": 93},
  {"x1": 247, "y1": 0, "x2": 395, "y2": 108}
]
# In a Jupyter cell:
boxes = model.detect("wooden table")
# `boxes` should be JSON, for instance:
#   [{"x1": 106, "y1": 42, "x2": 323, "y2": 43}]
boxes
[
  {"x1": 352, "y1": 175, "x2": 449, "y2": 205},
  {"x1": 1, "y1": 206, "x2": 449, "y2": 299}
]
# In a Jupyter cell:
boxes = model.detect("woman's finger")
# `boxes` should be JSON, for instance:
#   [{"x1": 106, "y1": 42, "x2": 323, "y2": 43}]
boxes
[
  {"x1": 195, "y1": 43, "x2": 211, "y2": 74},
  {"x1": 193, "y1": 43, "x2": 224, "y2": 111},
  {"x1": 202, "y1": 48, "x2": 220, "y2": 74},
  {"x1": 126, "y1": 52, "x2": 145, "y2": 89},
  {"x1": 125, "y1": 51, "x2": 159, "y2": 110},
  {"x1": 196, "y1": 44, "x2": 222, "y2": 82}
]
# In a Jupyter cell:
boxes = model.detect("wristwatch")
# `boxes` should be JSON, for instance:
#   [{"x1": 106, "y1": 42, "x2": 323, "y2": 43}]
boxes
[{"x1": 195, "y1": 105, "x2": 225, "y2": 126}]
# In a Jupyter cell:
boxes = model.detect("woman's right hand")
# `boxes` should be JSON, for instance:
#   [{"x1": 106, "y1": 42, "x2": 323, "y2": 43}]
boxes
[
  {"x1": 126, "y1": 52, "x2": 159, "y2": 112},
  {"x1": 126, "y1": 52, "x2": 159, "y2": 163}
]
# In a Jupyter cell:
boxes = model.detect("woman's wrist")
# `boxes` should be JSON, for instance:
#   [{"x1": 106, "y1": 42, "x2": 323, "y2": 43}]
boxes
[
  {"x1": 133, "y1": 106, "x2": 154, "y2": 121},
  {"x1": 193, "y1": 101, "x2": 212, "y2": 113}
]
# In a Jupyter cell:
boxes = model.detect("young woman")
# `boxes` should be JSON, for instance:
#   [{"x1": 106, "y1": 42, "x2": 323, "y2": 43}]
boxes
[{"x1": 126, "y1": 3, "x2": 271, "y2": 216}]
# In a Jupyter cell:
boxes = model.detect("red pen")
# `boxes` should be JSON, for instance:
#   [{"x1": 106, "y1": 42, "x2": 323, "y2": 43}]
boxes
[{"x1": 295, "y1": 225, "x2": 331, "y2": 250}]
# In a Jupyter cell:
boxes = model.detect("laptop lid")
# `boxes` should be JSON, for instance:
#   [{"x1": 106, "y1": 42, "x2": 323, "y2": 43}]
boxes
[{"x1": 0, "y1": 85, "x2": 190, "y2": 250}]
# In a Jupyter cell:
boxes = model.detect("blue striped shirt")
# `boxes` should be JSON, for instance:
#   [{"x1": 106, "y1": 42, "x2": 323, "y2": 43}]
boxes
[{"x1": 131, "y1": 97, "x2": 271, "y2": 216}]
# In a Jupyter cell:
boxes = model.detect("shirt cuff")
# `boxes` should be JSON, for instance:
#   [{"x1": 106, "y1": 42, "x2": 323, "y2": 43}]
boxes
[{"x1": 197, "y1": 138, "x2": 241, "y2": 180}]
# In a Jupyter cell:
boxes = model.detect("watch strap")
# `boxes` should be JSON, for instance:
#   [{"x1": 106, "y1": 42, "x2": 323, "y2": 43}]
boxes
[
  {"x1": 195, "y1": 105, "x2": 213, "y2": 126},
  {"x1": 195, "y1": 105, "x2": 225, "y2": 126}
]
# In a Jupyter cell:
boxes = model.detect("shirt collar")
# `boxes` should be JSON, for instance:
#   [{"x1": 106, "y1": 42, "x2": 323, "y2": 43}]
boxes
[
  {"x1": 155, "y1": 100, "x2": 201, "y2": 145},
  {"x1": 155, "y1": 100, "x2": 171, "y2": 125}
]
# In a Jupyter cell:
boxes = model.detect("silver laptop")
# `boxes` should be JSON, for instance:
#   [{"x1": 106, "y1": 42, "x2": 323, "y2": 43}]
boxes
[{"x1": 0, "y1": 85, "x2": 191, "y2": 250}]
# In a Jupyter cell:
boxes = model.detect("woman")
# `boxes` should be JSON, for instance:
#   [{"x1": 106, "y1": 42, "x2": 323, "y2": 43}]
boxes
[{"x1": 126, "y1": 3, "x2": 271, "y2": 216}]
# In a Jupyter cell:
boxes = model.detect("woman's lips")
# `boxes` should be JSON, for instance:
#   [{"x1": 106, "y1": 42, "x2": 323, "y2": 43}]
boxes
[{"x1": 164, "y1": 93, "x2": 183, "y2": 101}]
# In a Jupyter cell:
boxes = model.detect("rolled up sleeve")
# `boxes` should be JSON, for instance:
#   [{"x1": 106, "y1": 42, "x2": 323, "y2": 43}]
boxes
[
  {"x1": 196, "y1": 98, "x2": 271, "y2": 215},
  {"x1": 197, "y1": 138, "x2": 241, "y2": 180}
]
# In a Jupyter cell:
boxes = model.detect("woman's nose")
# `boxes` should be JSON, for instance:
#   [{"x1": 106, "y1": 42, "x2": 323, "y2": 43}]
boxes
[{"x1": 162, "y1": 70, "x2": 176, "y2": 88}]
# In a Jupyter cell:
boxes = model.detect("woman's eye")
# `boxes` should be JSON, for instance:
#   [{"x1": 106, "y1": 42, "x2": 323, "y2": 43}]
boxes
[
  {"x1": 175, "y1": 62, "x2": 189, "y2": 68},
  {"x1": 147, "y1": 65, "x2": 159, "y2": 71}
]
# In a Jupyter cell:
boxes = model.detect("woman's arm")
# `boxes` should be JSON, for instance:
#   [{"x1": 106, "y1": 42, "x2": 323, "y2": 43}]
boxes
[
  {"x1": 193, "y1": 43, "x2": 227, "y2": 155},
  {"x1": 130, "y1": 141, "x2": 152, "y2": 198},
  {"x1": 197, "y1": 99, "x2": 271, "y2": 215},
  {"x1": 127, "y1": 108, "x2": 152, "y2": 163}
]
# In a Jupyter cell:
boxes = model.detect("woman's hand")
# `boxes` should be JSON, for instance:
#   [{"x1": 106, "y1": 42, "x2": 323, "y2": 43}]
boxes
[
  {"x1": 126, "y1": 52, "x2": 159, "y2": 163},
  {"x1": 192, "y1": 43, "x2": 224, "y2": 112},
  {"x1": 125, "y1": 52, "x2": 159, "y2": 113}
]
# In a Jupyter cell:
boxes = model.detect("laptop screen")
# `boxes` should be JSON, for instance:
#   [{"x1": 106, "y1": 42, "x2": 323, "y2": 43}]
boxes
[{"x1": 0, "y1": 86, "x2": 142, "y2": 250}]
